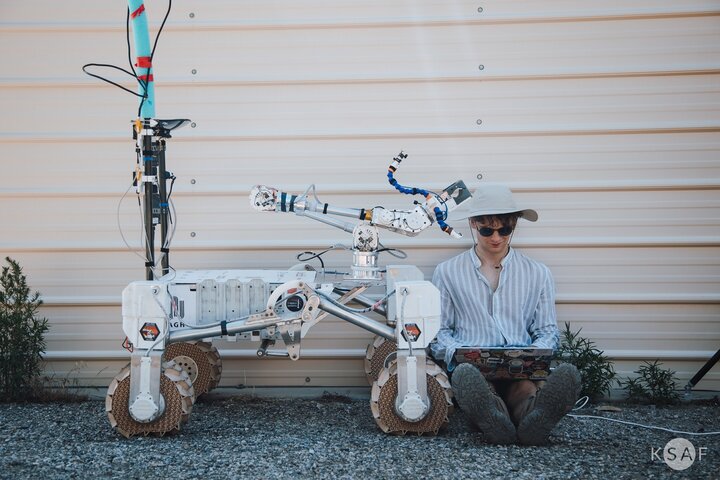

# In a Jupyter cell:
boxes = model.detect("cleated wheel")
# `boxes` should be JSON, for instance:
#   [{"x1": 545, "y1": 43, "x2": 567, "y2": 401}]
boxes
[
  {"x1": 106, "y1": 361, "x2": 195, "y2": 438},
  {"x1": 164, "y1": 341, "x2": 222, "y2": 396},
  {"x1": 364, "y1": 336, "x2": 397, "y2": 385},
  {"x1": 370, "y1": 358, "x2": 453, "y2": 436}
]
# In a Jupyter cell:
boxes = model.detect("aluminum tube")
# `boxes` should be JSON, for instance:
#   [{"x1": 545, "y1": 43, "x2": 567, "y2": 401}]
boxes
[
  {"x1": 350, "y1": 292, "x2": 387, "y2": 317},
  {"x1": 167, "y1": 316, "x2": 281, "y2": 344},
  {"x1": 318, "y1": 298, "x2": 396, "y2": 341},
  {"x1": 300, "y1": 211, "x2": 356, "y2": 233}
]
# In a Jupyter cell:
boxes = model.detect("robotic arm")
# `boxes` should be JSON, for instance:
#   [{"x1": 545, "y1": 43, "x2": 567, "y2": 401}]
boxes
[{"x1": 250, "y1": 151, "x2": 472, "y2": 239}]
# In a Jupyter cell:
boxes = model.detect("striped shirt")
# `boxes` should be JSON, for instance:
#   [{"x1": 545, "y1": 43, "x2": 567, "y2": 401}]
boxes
[{"x1": 429, "y1": 247, "x2": 560, "y2": 370}]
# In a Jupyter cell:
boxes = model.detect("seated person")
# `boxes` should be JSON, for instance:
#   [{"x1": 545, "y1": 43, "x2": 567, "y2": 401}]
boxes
[{"x1": 430, "y1": 184, "x2": 580, "y2": 445}]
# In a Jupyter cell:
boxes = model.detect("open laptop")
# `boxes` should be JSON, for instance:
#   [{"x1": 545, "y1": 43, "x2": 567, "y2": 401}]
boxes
[{"x1": 454, "y1": 347, "x2": 555, "y2": 380}]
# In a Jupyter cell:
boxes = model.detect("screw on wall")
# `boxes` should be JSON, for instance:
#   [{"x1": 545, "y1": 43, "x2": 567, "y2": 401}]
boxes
[
  {"x1": 476, "y1": 119, "x2": 483, "y2": 125},
  {"x1": 191, "y1": 122, "x2": 197, "y2": 128},
  {"x1": 190, "y1": 232, "x2": 196, "y2": 238},
  {"x1": 189, "y1": 12, "x2": 195, "y2": 18},
  {"x1": 478, "y1": 64, "x2": 485, "y2": 71},
  {"x1": 477, "y1": 7, "x2": 484, "y2": 13},
  {"x1": 191, "y1": 69, "x2": 197, "y2": 75}
]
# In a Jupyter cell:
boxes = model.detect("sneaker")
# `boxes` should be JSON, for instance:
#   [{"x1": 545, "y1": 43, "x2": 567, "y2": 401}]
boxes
[
  {"x1": 451, "y1": 363, "x2": 516, "y2": 444},
  {"x1": 516, "y1": 363, "x2": 581, "y2": 446}
]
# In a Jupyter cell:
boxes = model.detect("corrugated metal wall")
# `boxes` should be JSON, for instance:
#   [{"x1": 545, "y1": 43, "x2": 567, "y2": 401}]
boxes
[{"x1": 1, "y1": 1, "x2": 719, "y2": 391}]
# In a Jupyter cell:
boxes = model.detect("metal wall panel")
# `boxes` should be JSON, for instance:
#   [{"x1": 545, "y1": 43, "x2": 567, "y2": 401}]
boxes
[{"x1": 0, "y1": 1, "x2": 718, "y2": 391}]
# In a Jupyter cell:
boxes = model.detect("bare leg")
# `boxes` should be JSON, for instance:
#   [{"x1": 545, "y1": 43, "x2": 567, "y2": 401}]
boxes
[{"x1": 502, "y1": 380, "x2": 544, "y2": 426}]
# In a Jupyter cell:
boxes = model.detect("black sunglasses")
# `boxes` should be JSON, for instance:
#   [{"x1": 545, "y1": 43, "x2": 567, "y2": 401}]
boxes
[{"x1": 477, "y1": 226, "x2": 514, "y2": 237}]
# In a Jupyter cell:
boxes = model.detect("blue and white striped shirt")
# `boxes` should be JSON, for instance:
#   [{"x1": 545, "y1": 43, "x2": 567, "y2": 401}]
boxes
[{"x1": 430, "y1": 247, "x2": 560, "y2": 370}]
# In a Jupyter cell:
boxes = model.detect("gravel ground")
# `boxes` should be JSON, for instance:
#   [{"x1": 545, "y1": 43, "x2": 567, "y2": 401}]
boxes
[{"x1": 0, "y1": 394, "x2": 718, "y2": 480}]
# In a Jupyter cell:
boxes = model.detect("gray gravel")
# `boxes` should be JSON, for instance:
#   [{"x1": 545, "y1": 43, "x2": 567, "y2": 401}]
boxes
[{"x1": 1, "y1": 394, "x2": 718, "y2": 480}]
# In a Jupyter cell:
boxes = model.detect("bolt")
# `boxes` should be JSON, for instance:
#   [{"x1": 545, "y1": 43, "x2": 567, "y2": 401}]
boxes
[
  {"x1": 189, "y1": 12, "x2": 195, "y2": 18},
  {"x1": 191, "y1": 122, "x2": 196, "y2": 128},
  {"x1": 478, "y1": 7, "x2": 483, "y2": 13},
  {"x1": 305, "y1": 377, "x2": 311, "y2": 383},
  {"x1": 190, "y1": 179, "x2": 196, "y2": 185},
  {"x1": 476, "y1": 119, "x2": 483, "y2": 125},
  {"x1": 191, "y1": 69, "x2": 197, "y2": 75},
  {"x1": 190, "y1": 232, "x2": 196, "y2": 237},
  {"x1": 477, "y1": 173, "x2": 483, "y2": 180},
  {"x1": 478, "y1": 64, "x2": 485, "y2": 70}
]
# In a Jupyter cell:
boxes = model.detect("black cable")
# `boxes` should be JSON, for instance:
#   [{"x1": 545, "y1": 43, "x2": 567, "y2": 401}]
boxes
[
  {"x1": 81, "y1": 63, "x2": 144, "y2": 97},
  {"x1": 297, "y1": 249, "x2": 328, "y2": 270}
]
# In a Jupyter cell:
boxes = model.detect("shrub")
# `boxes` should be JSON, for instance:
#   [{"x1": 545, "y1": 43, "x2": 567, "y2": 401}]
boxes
[
  {"x1": 556, "y1": 322, "x2": 616, "y2": 400},
  {"x1": 0, "y1": 257, "x2": 49, "y2": 402},
  {"x1": 619, "y1": 360, "x2": 680, "y2": 405}
]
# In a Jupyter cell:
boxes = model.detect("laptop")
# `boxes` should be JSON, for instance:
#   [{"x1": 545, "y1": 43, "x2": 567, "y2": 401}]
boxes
[{"x1": 453, "y1": 347, "x2": 555, "y2": 380}]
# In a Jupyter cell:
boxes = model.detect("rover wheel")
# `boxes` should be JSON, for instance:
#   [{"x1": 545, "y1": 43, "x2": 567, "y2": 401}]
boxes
[
  {"x1": 106, "y1": 362, "x2": 194, "y2": 438},
  {"x1": 370, "y1": 358, "x2": 453, "y2": 435},
  {"x1": 364, "y1": 336, "x2": 397, "y2": 385},
  {"x1": 164, "y1": 341, "x2": 222, "y2": 396}
]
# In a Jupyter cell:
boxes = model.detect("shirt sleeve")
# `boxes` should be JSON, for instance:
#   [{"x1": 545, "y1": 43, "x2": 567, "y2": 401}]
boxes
[
  {"x1": 430, "y1": 266, "x2": 463, "y2": 371},
  {"x1": 528, "y1": 265, "x2": 560, "y2": 351}
]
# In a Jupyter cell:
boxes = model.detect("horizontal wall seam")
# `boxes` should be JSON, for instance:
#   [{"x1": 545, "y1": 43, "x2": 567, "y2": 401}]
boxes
[
  {"x1": 41, "y1": 348, "x2": 720, "y2": 361},
  {"x1": 5, "y1": 237, "x2": 720, "y2": 253},
  {"x1": 3, "y1": 69, "x2": 720, "y2": 88},
  {"x1": 2, "y1": 10, "x2": 719, "y2": 34},
  {"x1": 3, "y1": 179, "x2": 719, "y2": 198},
  {"x1": 38, "y1": 294, "x2": 720, "y2": 307},
  {"x1": 2, "y1": 127, "x2": 719, "y2": 145}
]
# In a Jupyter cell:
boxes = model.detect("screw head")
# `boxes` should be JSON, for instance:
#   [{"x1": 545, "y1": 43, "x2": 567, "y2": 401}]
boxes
[
  {"x1": 190, "y1": 232, "x2": 196, "y2": 238},
  {"x1": 190, "y1": 179, "x2": 196, "y2": 185},
  {"x1": 476, "y1": 119, "x2": 483, "y2": 125},
  {"x1": 191, "y1": 122, "x2": 197, "y2": 128},
  {"x1": 189, "y1": 12, "x2": 195, "y2": 18},
  {"x1": 478, "y1": 64, "x2": 485, "y2": 70},
  {"x1": 478, "y1": 7, "x2": 483, "y2": 13},
  {"x1": 191, "y1": 69, "x2": 197, "y2": 75}
]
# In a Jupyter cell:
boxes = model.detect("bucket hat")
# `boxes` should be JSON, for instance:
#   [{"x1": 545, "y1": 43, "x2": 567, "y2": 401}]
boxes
[{"x1": 450, "y1": 184, "x2": 538, "y2": 222}]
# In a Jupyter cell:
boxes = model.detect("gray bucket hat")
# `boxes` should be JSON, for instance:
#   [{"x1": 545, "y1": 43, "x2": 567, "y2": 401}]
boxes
[{"x1": 450, "y1": 184, "x2": 538, "y2": 222}]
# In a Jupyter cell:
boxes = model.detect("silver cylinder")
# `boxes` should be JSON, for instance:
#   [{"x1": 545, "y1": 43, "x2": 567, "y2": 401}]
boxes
[
  {"x1": 318, "y1": 298, "x2": 396, "y2": 341},
  {"x1": 351, "y1": 251, "x2": 382, "y2": 280}
]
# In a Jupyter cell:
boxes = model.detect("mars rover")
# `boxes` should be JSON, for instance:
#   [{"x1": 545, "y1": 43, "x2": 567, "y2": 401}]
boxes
[{"x1": 96, "y1": 0, "x2": 473, "y2": 437}]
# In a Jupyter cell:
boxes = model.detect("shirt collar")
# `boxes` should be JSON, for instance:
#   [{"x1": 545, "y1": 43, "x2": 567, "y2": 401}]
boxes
[{"x1": 469, "y1": 246, "x2": 515, "y2": 270}]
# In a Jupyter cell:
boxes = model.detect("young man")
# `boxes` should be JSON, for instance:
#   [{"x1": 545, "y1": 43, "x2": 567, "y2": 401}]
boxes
[{"x1": 430, "y1": 184, "x2": 580, "y2": 445}]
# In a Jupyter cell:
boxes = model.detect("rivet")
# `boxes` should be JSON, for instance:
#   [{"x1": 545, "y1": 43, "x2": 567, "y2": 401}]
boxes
[
  {"x1": 305, "y1": 377, "x2": 311, "y2": 383},
  {"x1": 477, "y1": 7, "x2": 483, "y2": 13},
  {"x1": 190, "y1": 179, "x2": 196, "y2": 185},
  {"x1": 476, "y1": 119, "x2": 483, "y2": 125},
  {"x1": 478, "y1": 64, "x2": 485, "y2": 70},
  {"x1": 189, "y1": 12, "x2": 195, "y2": 18},
  {"x1": 477, "y1": 173, "x2": 483, "y2": 180},
  {"x1": 190, "y1": 232, "x2": 196, "y2": 237},
  {"x1": 191, "y1": 69, "x2": 197, "y2": 75},
  {"x1": 191, "y1": 122, "x2": 197, "y2": 128}
]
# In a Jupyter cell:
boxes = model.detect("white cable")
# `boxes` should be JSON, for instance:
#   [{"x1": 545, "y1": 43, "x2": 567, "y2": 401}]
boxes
[
  {"x1": 117, "y1": 182, "x2": 152, "y2": 264},
  {"x1": 568, "y1": 396, "x2": 720, "y2": 436}
]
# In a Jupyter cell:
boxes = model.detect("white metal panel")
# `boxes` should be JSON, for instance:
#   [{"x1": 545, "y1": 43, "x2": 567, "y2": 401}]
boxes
[{"x1": 0, "y1": 2, "x2": 718, "y2": 391}]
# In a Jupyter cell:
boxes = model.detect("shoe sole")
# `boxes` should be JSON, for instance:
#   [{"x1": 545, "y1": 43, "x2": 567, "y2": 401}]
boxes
[
  {"x1": 517, "y1": 364, "x2": 581, "y2": 446},
  {"x1": 452, "y1": 363, "x2": 516, "y2": 444}
]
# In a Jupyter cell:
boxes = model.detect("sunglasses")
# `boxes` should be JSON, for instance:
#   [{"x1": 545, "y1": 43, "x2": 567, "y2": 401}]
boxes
[{"x1": 476, "y1": 226, "x2": 514, "y2": 237}]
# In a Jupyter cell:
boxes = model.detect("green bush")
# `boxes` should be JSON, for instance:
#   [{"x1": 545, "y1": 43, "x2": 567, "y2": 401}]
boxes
[
  {"x1": 0, "y1": 257, "x2": 49, "y2": 402},
  {"x1": 619, "y1": 360, "x2": 680, "y2": 405},
  {"x1": 556, "y1": 322, "x2": 616, "y2": 400}
]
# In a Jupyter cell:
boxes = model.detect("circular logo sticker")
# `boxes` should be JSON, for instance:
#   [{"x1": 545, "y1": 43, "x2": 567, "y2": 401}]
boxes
[{"x1": 663, "y1": 438, "x2": 696, "y2": 471}]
